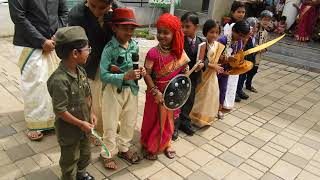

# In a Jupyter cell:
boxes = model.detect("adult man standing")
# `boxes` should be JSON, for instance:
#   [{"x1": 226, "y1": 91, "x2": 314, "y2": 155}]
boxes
[
  {"x1": 9, "y1": 0, "x2": 68, "y2": 140},
  {"x1": 68, "y1": 0, "x2": 121, "y2": 136}
]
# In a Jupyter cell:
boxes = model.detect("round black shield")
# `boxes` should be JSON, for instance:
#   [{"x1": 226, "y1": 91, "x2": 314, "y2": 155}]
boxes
[{"x1": 163, "y1": 74, "x2": 192, "y2": 110}]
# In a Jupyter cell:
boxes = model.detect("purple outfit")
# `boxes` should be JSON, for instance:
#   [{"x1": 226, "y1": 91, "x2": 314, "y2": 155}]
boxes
[{"x1": 217, "y1": 35, "x2": 243, "y2": 105}]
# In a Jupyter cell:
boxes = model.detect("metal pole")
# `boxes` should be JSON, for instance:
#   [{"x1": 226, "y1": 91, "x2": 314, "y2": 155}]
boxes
[{"x1": 170, "y1": 0, "x2": 175, "y2": 15}]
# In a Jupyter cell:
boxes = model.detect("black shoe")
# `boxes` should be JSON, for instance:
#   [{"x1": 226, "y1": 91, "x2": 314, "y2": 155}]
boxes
[
  {"x1": 77, "y1": 172, "x2": 95, "y2": 180},
  {"x1": 172, "y1": 128, "x2": 179, "y2": 141},
  {"x1": 235, "y1": 94, "x2": 242, "y2": 102},
  {"x1": 246, "y1": 86, "x2": 258, "y2": 93},
  {"x1": 238, "y1": 91, "x2": 249, "y2": 100},
  {"x1": 180, "y1": 125, "x2": 194, "y2": 136}
]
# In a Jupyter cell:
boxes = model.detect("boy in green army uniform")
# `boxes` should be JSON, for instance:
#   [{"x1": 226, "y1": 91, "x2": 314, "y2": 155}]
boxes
[{"x1": 47, "y1": 26, "x2": 97, "y2": 180}]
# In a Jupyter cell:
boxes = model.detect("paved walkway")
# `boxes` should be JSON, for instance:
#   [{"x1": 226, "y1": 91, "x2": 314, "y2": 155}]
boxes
[{"x1": 1, "y1": 37, "x2": 320, "y2": 180}]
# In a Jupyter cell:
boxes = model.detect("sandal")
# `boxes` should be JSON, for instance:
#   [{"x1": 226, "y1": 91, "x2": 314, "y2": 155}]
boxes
[
  {"x1": 101, "y1": 156, "x2": 117, "y2": 170},
  {"x1": 118, "y1": 150, "x2": 141, "y2": 164},
  {"x1": 27, "y1": 130, "x2": 43, "y2": 141},
  {"x1": 218, "y1": 111, "x2": 224, "y2": 120},
  {"x1": 164, "y1": 148, "x2": 176, "y2": 159}
]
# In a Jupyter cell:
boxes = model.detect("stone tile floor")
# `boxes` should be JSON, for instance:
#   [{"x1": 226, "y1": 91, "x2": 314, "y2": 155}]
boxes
[{"x1": 1, "y1": 37, "x2": 320, "y2": 180}]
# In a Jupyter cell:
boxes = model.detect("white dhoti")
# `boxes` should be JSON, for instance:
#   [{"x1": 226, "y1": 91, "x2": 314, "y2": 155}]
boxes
[
  {"x1": 16, "y1": 46, "x2": 60, "y2": 130},
  {"x1": 223, "y1": 75, "x2": 239, "y2": 110}
]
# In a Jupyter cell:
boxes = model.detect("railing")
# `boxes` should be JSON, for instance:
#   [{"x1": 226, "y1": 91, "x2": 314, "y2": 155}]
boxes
[{"x1": 119, "y1": 0, "x2": 149, "y2": 7}]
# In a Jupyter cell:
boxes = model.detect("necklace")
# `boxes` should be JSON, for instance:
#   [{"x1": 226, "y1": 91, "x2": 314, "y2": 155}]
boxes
[
  {"x1": 157, "y1": 47, "x2": 176, "y2": 75},
  {"x1": 157, "y1": 44, "x2": 171, "y2": 54}
]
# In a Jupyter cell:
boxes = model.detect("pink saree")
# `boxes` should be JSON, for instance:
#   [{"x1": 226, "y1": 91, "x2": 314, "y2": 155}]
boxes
[
  {"x1": 295, "y1": 4, "x2": 319, "y2": 41},
  {"x1": 141, "y1": 47, "x2": 189, "y2": 154}
]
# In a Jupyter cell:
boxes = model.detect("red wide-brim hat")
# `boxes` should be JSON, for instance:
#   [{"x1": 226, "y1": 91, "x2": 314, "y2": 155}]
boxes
[{"x1": 112, "y1": 8, "x2": 141, "y2": 27}]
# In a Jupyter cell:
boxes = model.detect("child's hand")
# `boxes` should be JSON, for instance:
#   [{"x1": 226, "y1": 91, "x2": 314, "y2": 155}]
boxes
[
  {"x1": 124, "y1": 69, "x2": 141, "y2": 80},
  {"x1": 195, "y1": 62, "x2": 205, "y2": 72},
  {"x1": 154, "y1": 91, "x2": 164, "y2": 104},
  {"x1": 215, "y1": 64, "x2": 224, "y2": 74},
  {"x1": 90, "y1": 113, "x2": 97, "y2": 126},
  {"x1": 219, "y1": 54, "x2": 227, "y2": 64},
  {"x1": 42, "y1": 39, "x2": 55, "y2": 53},
  {"x1": 80, "y1": 121, "x2": 94, "y2": 133},
  {"x1": 140, "y1": 67, "x2": 147, "y2": 77}
]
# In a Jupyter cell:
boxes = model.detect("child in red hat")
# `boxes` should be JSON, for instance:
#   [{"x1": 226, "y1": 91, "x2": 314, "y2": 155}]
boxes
[{"x1": 99, "y1": 8, "x2": 146, "y2": 170}]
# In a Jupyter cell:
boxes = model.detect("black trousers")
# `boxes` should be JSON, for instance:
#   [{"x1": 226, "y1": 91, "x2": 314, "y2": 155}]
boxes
[
  {"x1": 237, "y1": 65, "x2": 259, "y2": 93},
  {"x1": 174, "y1": 80, "x2": 197, "y2": 130}
]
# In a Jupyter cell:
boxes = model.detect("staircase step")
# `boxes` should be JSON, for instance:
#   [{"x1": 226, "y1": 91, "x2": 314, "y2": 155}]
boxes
[
  {"x1": 268, "y1": 43, "x2": 320, "y2": 63},
  {"x1": 262, "y1": 52, "x2": 320, "y2": 73}
]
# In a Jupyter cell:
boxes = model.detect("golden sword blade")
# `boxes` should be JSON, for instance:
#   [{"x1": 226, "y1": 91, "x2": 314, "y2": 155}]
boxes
[{"x1": 243, "y1": 34, "x2": 285, "y2": 56}]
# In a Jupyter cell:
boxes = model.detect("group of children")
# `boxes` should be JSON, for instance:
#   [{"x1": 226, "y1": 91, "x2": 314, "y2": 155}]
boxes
[{"x1": 47, "y1": 2, "x2": 274, "y2": 180}]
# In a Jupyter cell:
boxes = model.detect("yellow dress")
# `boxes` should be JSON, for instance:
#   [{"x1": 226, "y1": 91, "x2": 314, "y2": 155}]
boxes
[{"x1": 190, "y1": 41, "x2": 225, "y2": 127}]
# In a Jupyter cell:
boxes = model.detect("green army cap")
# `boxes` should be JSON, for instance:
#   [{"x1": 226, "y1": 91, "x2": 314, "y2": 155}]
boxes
[{"x1": 55, "y1": 26, "x2": 88, "y2": 46}]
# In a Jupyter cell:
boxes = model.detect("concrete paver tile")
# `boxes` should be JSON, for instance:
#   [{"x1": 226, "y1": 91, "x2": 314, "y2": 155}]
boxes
[
  {"x1": 0, "y1": 135, "x2": 19, "y2": 150},
  {"x1": 282, "y1": 152, "x2": 308, "y2": 168},
  {"x1": 261, "y1": 145, "x2": 284, "y2": 158},
  {"x1": 289, "y1": 143, "x2": 317, "y2": 160},
  {"x1": 226, "y1": 128, "x2": 245, "y2": 140},
  {"x1": 243, "y1": 135, "x2": 265, "y2": 148},
  {"x1": 184, "y1": 134, "x2": 208, "y2": 147},
  {"x1": 10, "y1": 121, "x2": 27, "y2": 132},
  {"x1": 231, "y1": 110, "x2": 250, "y2": 120},
  {"x1": 270, "y1": 160, "x2": 302, "y2": 180},
  {"x1": 239, "y1": 163, "x2": 264, "y2": 179},
  {"x1": 31, "y1": 153, "x2": 53, "y2": 168},
  {"x1": 177, "y1": 157, "x2": 200, "y2": 172},
  {"x1": 251, "y1": 128, "x2": 276, "y2": 142},
  {"x1": 109, "y1": 169, "x2": 137, "y2": 180},
  {"x1": 86, "y1": 164, "x2": 106, "y2": 180},
  {"x1": 186, "y1": 148, "x2": 214, "y2": 166},
  {"x1": 44, "y1": 147, "x2": 60, "y2": 164},
  {"x1": 269, "y1": 117, "x2": 292, "y2": 129},
  {"x1": 305, "y1": 163, "x2": 320, "y2": 176},
  {"x1": 229, "y1": 141, "x2": 258, "y2": 159},
  {"x1": 209, "y1": 140, "x2": 228, "y2": 152},
  {"x1": 6, "y1": 143, "x2": 35, "y2": 162},
  {"x1": 250, "y1": 150, "x2": 279, "y2": 168},
  {"x1": 186, "y1": 170, "x2": 213, "y2": 180},
  {"x1": 219, "y1": 151, "x2": 245, "y2": 167},
  {"x1": 0, "y1": 163, "x2": 23, "y2": 180},
  {"x1": 296, "y1": 170, "x2": 320, "y2": 180},
  {"x1": 214, "y1": 133, "x2": 239, "y2": 148},
  {"x1": 168, "y1": 161, "x2": 193, "y2": 178},
  {"x1": 0, "y1": 150, "x2": 12, "y2": 166},
  {"x1": 171, "y1": 139, "x2": 196, "y2": 157},
  {"x1": 127, "y1": 160, "x2": 164, "y2": 179},
  {"x1": 0, "y1": 125, "x2": 16, "y2": 139},
  {"x1": 157, "y1": 153, "x2": 177, "y2": 166},
  {"x1": 236, "y1": 121, "x2": 259, "y2": 133},
  {"x1": 15, "y1": 157, "x2": 41, "y2": 175},
  {"x1": 200, "y1": 158, "x2": 234, "y2": 179},
  {"x1": 195, "y1": 127, "x2": 222, "y2": 140},
  {"x1": 246, "y1": 118, "x2": 263, "y2": 127},
  {"x1": 271, "y1": 135, "x2": 296, "y2": 149},
  {"x1": 222, "y1": 114, "x2": 243, "y2": 126},
  {"x1": 27, "y1": 134, "x2": 58, "y2": 153},
  {"x1": 25, "y1": 168, "x2": 59, "y2": 180},
  {"x1": 201, "y1": 143, "x2": 223, "y2": 156},
  {"x1": 212, "y1": 121, "x2": 232, "y2": 132},
  {"x1": 224, "y1": 169, "x2": 256, "y2": 180}
]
